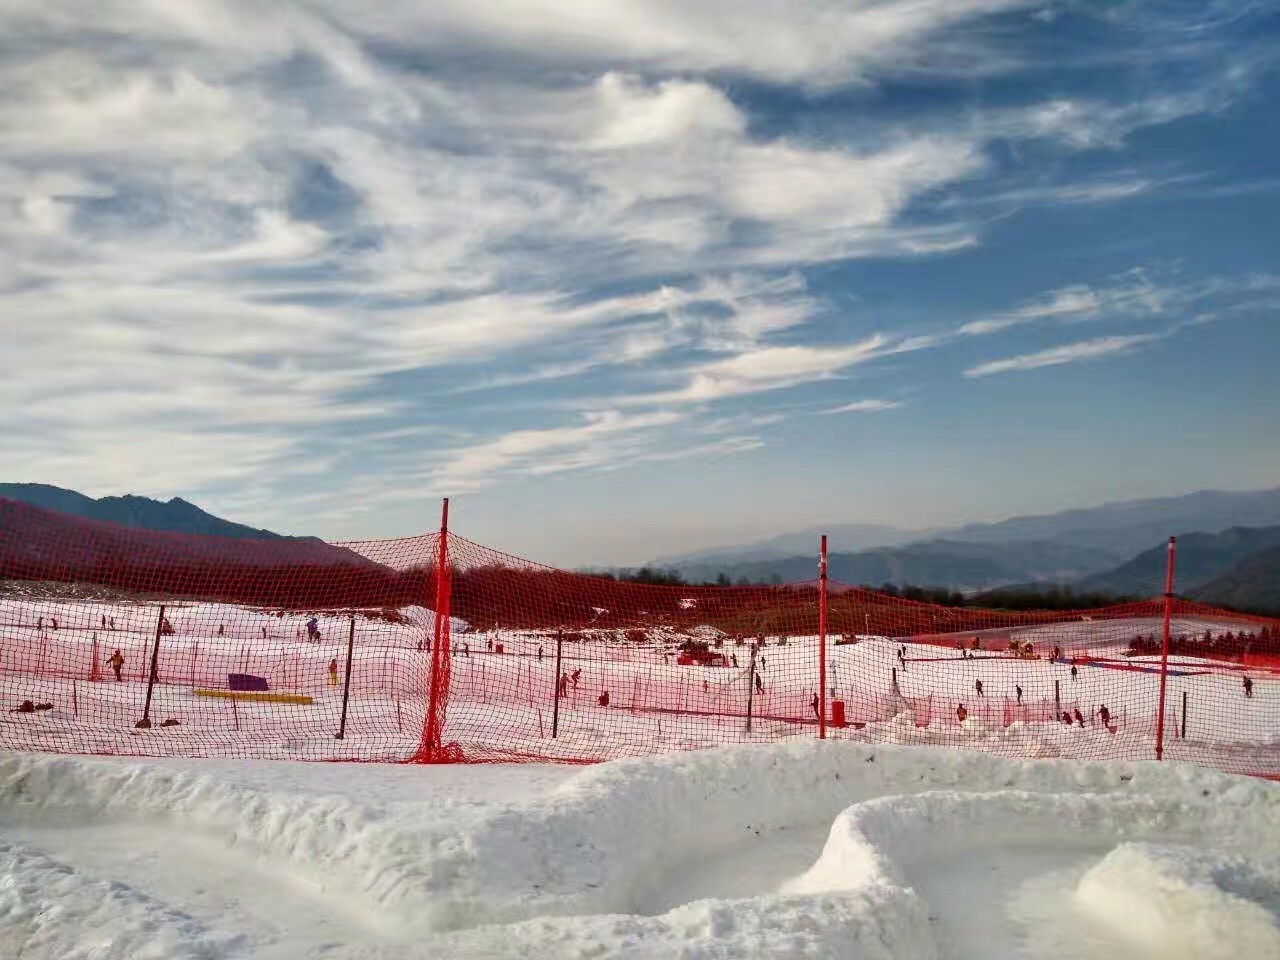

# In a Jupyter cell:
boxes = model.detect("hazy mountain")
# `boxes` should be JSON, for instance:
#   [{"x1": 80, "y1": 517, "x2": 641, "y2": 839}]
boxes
[
  {"x1": 653, "y1": 487, "x2": 1280, "y2": 574},
  {"x1": 1079, "y1": 525, "x2": 1280, "y2": 597},
  {"x1": 1192, "y1": 545, "x2": 1280, "y2": 615},
  {"x1": 653, "y1": 523, "x2": 930, "y2": 568},
  {"x1": 679, "y1": 539, "x2": 1120, "y2": 592},
  {"x1": 0, "y1": 483, "x2": 285, "y2": 540},
  {"x1": 944, "y1": 487, "x2": 1280, "y2": 556}
]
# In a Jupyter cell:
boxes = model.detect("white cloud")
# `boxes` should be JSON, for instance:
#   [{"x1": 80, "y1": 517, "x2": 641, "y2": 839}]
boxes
[
  {"x1": 822, "y1": 399, "x2": 904, "y2": 414},
  {"x1": 963, "y1": 333, "x2": 1166, "y2": 378}
]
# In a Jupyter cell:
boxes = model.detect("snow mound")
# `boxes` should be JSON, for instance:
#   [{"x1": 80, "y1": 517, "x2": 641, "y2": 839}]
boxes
[
  {"x1": 1078, "y1": 843, "x2": 1280, "y2": 959},
  {"x1": 1, "y1": 744, "x2": 1278, "y2": 958}
]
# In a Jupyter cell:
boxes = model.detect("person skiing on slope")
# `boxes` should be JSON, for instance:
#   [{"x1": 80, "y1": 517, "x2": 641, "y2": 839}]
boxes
[
  {"x1": 1070, "y1": 664, "x2": 1079, "y2": 681},
  {"x1": 956, "y1": 703, "x2": 968, "y2": 723},
  {"x1": 1099, "y1": 704, "x2": 1112, "y2": 728},
  {"x1": 1244, "y1": 676, "x2": 1254, "y2": 699},
  {"x1": 755, "y1": 674, "x2": 764, "y2": 695},
  {"x1": 1015, "y1": 684, "x2": 1023, "y2": 704},
  {"x1": 811, "y1": 693, "x2": 820, "y2": 720},
  {"x1": 975, "y1": 679, "x2": 984, "y2": 697},
  {"x1": 108, "y1": 649, "x2": 125, "y2": 682},
  {"x1": 328, "y1": 658, "x2": 339, "y2": 686},
  {"x1": 571, "y1": 669, "x2": 581, "y2": 688},
  {"x1": 1061, "y1": 711, "x2": 1073, "y2": 725},
  {"x1": 1073, "y1": 708, "x2": 1085, "y2": 728},
  {"x1": 597, "y1": 690, "x2": 610, "y2": 707}
]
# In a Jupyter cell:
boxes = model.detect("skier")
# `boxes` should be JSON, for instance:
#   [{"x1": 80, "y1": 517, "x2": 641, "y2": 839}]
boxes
[
  {"x1": 1051, "y1": 645, "x2": 1061, "y2": 663},
  {"x1": 109, "y1": 649, "x2": 125, "y2": 682},
  {"x1": 558, "y1": 674, "x2": 569, "y2": 697},
  {"x1": 160, "y1": 616, "x2": 174, "y2": 636},
  {"x1": 51, "y1": 617, "x2": 58, "y2": 631},
  {"x1": 217, "y1": 623, "x2": 225, "y2": 637},
  {"x1": 975, "y1": 679, "x2": 984, "y2": 697},
  {"x1": 731, "y1": 654, "x2": 739, "y2": 668},
  {"x1": 1099, "y1": 704, "x2": 1112, "y2": 727},
  {"x1": 760, "y1": 656, "x2": 766, "y2": 669},
  {"x1": 37, "y1": 616, "x2": 43, "y2": 631},
  {"x1": 486, "y1": 638, "x2": 493, "y2": 652},
  {"x1": 598, "y1": 690, "x2": 610, "y2": 707},
  {"x1": 101, "y1": 615, "x2": 107, "y2": 629},
  {"x1": 810, "y1": 693, "x2": 820, "y2": 720},
  {"x1": 704, "y1": 680, "x2": 710, "y2": 693},
  {"x1": 328, "y1": 658, "x2": 339, "y2": 686},
  {"x1": 755, "y1": 674, "x2": 764, "y2": 695},
  {"x1": 1073, "y1": 707, "x2": 1085, "y2": 728},
  {"x1": 1070, "y1": 664, "x2": 1079, "y2": 682},
  {"x1": 1015, "y1": 684, "x2": 1023, "y2": 704},
  {"x1": 571, "y1": 668, "x2": 581, "y2": 688},
  {"x1": 1244, "y1": 676, "x2": 1254, "y2": 698},
  {"x1": 261, "y1": 626, "x2": 268, "y2": 639},
  {"x1": 306, "y1": 617, "x2": 319, "y2": 641},
  {"x1": 462, "y1": 643, "x2": 470, "y2": 658},
  {"x1": 537, "y1": 645, "x2": 544, "y2": 660},
  {"x1": 109, "y1": 617, "x2": 115, "y2": 630},
  {"x1": 1061, "y1": 711, "x2": 1073, "y2": 725},
  {"x1": 956, "y1": 703, "x2": 968, "y2": 723}
]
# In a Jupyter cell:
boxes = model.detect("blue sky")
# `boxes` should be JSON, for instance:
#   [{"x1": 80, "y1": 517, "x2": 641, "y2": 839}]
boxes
[{"x1": 2, "y1": 1, "x2": 1278, "y2": 565}]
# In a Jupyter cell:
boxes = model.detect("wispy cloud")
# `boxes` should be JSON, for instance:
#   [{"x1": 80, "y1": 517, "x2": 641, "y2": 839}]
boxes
[
  {"x1": 963, "y1": 333, "x2": 1166, "y2": 378},
  {"x1": 821, "y1": 399, "x2": 904, "y2": 414}
]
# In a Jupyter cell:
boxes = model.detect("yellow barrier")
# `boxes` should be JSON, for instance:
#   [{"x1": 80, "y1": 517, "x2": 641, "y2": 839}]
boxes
[{"x1": 194, "y1": 689, "x2": 314, "y2": 705}]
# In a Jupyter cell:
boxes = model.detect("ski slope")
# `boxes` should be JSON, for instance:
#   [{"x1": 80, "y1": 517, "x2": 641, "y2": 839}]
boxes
[
  {"x1": 1, "y1": 596, "x2": 1277, "y2": 772},
  {"x1": 0, "y1": 744, "x2": 1277, "y2": 958}
]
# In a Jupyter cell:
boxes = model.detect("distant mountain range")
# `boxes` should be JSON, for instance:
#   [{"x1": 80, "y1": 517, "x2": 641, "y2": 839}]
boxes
[
  {"x1": 3, "y1": 482, "x2": 1278, "y2": 613},
  {"x1": 651, "y1": 487, "x2": 1280, "y2": 605},
  {"x1": 1079, "y1": 525, "x2": 1280, "y2": 598},
  {"x1": 1193, "y1": 544, "x2": 1280, "y2": 614},
  {"x1": 0, "y1": 484, "x2": 286, "y2": 541}
]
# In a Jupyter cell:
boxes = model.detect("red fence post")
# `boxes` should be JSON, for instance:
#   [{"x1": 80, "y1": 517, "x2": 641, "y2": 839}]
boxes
[
  {"x1": 415, "y1": 498, "x2": 453, "y2": 762},
  {"x1": 1155, "y1": 536, "x2": 1177, "y2": 761},
  {"x1": 819, "y1": 534, "x2": 828, "y2": 740}
]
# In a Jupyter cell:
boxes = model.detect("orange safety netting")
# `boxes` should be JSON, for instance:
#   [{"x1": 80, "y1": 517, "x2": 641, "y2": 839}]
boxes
[{"x1": 2, "y1": 496, "x2": 1278, "y2": 775}]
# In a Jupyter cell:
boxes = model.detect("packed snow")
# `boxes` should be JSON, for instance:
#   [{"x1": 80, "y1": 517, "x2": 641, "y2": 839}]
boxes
[{"x1": 0, "y1": 743, "x2": 1277, "y2": 958}]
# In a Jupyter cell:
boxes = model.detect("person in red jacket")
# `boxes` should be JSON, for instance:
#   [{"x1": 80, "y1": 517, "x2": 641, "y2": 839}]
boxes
[{"x1": 956, "y1": 703, "x2": 968, "y2": 723}]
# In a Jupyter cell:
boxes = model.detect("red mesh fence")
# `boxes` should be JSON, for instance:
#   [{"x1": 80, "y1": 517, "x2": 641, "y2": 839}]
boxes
[{"x1": 2, "y1": 496, "x2": 1279, "y2": 775}]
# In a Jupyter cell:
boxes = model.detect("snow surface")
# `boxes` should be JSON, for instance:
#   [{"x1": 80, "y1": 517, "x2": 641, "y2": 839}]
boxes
[{"x1": 1, "y1": 743, "x2": 1278, "y2": 959}]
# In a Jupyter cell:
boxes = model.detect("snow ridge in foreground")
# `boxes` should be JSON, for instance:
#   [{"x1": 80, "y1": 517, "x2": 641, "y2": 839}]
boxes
[{"x1": 0, "y1": 744, "x2": 1277, "y2": 958}]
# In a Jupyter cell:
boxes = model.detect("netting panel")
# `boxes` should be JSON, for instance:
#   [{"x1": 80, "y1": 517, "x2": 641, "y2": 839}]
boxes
[{"x1": 2, "y1": 496, "x2": 1278, "y2": 774}]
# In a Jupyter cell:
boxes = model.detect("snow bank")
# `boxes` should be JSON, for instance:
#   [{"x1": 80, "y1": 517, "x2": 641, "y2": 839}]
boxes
[
  {"x1": 1, "y1": 744, "x2": 1277, "y2": 958},
  {"x1": 1078, "y1": 843, "x2": 1280, "y2": 959}
]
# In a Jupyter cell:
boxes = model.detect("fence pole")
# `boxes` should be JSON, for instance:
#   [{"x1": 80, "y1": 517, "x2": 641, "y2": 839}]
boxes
[
  {"x1": 1155, "y1": 536, "x2": 1176, "y2": 760},
  {"x1": 818, "y1": 534, "x2": 828, "y2": 739},
  {"x1": 746, "y1": 640, "x2": 758, "y2": 733},
  {"x1": 415, "y1": 498, "x2": 452, "y2": 762},
  {"x1": 336, "y1": 615, "x2": 356, "y2": 740},
  {"x1": 551, "y1": 630, "x2": 563, "y2": 738},
  {"x1": 1055, "y1": 679, "x2": 1060, "y2": 715},
  {"x1": 1181, "y1": 690, "x2": 1187, "y2": 740},
  {"x1": 136, "y1": 604, "x2": 165, "y2": 728}
]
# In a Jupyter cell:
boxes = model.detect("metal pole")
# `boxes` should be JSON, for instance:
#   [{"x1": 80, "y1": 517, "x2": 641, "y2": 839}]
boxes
[
  {"x1": 137, "y1": 604, "x2": 165, "y2": 728},
  {"x1": 818, "y1": 534, "x2": 828, "y2": 739},
  {"x1": 1181, "y1": 690, "x2": 1187, "y2": 740},
  {"x1": 336, "y1": 615, "x2": 356, "y2": 739},
  {"x1": 746, "y1": 640, "x2": 758, "y2": 733},
  {"x1": 1155, "y1": 537, "x2": 1176, "y2": 760},
  {"x1": 1055, "y1": 679, "x2": 1060, "y2": 715},
  {"x1": 551, "y1": 630, "x2": 563, "y2": 738}
]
